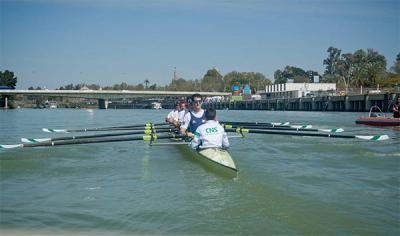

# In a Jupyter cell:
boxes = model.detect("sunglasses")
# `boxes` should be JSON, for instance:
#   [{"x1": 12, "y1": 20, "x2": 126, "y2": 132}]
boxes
[{"x1": 192, "y1": 100, "x2": 203, "y2": 104}]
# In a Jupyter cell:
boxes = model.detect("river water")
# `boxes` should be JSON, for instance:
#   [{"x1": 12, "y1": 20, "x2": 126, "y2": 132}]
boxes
[{"x1": 0, "y1": 109, "x2": 399, "y2": 235}]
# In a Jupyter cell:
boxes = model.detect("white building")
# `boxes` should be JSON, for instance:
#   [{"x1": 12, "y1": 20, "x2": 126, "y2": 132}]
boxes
[{"x1": 265, "y1": 83, "x2": 336, "y2": 99}]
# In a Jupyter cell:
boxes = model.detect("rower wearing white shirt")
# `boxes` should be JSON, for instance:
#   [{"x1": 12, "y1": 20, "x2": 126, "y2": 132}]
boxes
[
  {"x1": 190, "y1": 108, "x2": 229, "y2": 150},
  {"x1": 165, "y1": 102, "x2": 180, "y2": 124},
  {"x1": 180, "y1": 93, "x2": 206, "y2": 138},
  {"x1": 177, "y1": 100, "x2": 188, "y2": 126}
]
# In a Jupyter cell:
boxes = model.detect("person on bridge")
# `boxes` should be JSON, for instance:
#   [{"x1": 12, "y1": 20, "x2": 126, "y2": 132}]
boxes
[
  {"x1": 180, "y1": 93, "x2": 205, "y2": 138},
  {"x1": 190, "y1": 108, "x2": 229, "y2": 150},
  {"x1": 165, "y1": 102, "x2": 180, "y2": 123}
]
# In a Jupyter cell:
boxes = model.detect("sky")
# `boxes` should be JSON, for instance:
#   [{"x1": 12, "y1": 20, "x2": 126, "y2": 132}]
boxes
[{"x1": 0, "y1": 0, "x2": 399, "y2": 89}]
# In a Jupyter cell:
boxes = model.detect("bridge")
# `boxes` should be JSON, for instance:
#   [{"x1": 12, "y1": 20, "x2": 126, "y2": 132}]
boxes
[{"x1": 0, "y1": 89, "x2": 230, "y2": 109}]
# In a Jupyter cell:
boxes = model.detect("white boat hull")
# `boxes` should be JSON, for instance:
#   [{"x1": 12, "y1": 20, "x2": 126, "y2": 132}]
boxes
[{"x1": 173, "y1": 139, "x2": 238, "y2": 178}]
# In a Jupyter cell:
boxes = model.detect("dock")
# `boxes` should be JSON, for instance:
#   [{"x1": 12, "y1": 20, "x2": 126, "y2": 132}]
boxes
[{"x1": 204, "y1": 93, "x2": 399, "y2": 112}]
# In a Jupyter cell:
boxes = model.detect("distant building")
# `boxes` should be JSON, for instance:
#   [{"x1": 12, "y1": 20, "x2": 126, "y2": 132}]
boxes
[
  {"x1": 80, "y1": 86, "x2": 90, "y2": 90},
  {"x1": 264, "y1": 83, "x2": 336, "y2": 99}
]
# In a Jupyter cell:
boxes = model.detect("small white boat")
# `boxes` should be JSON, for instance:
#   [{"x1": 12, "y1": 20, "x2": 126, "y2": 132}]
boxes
[
  {"x1": 45, "y1": 101, "x2": 57, "y2": 109},
  {"x1": 151, "y1": 102, "x2": 162, "y2": 109}
]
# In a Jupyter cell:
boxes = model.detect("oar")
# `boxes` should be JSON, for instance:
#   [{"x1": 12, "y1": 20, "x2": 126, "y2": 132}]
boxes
[
  {"x1": 1, "y1": 133, "x2": 185, "y2": 149},
  {"x1": 222, "y1": 124, "x2": 344, "y2": 133},
  {"x1": 225, "y1": 128, "x2": 389, "y2": 141},
  {"x1": 42, "y1": 123, "x2": 172, "y2": 133},
  {"x1": 220, "y1": 121, "x2": 290, "y2": 126},
  {"x1": 21, "y1": 128, "x2": 178, "y2": 143}
]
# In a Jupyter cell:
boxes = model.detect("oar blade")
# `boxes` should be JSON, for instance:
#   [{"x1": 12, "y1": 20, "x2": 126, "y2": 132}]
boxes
[
  {"x1": 42, "y1": 128, "x2": 68, "y2": 133},
  {"x1": 355, "y1": 135, "x2": 390, "y2": 141},
  {"x1": 271, "y1": 122, "x2": 290, "y2": 126},
  {"x1": 21, "y1": 138, "x2": 51, "y2": 143},
  {"x1": 290, "y1": 125, "x2": 313, "y2": 129},
  {"x1": 0, "y1": 144, "x2": 24, "y2": 149},
  {"x1": 318, "y1": 128, "x2": 344, "y2": 133}
]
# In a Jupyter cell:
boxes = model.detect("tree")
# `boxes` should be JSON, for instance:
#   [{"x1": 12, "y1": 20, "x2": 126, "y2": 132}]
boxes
[
  {"x1": 322, "y1": 47, "x2": 342, "y2": 83},
  {"x1": 168, "y1": 78, "x2": 196, "y2": 91},
  {"x1": 392, "y1": 53, "x2": 400, "y2": 74},
  {"x1": 363, "y1": 48, "x2": 387, "y2": 87},
  {"x1": 323, "y1": 47, "x2": 342, "y2": 75},
  {"x1": 144, "y1": 79, "x2": 150, "y2": 89},
  {"x1": 149, "y1": 83, "x2": 157, "y2": 90},
  {"x1": 274, "y1": 70, "x2": 286, "y2": 84},
  {"x1": 201, "y1": 68, "x2": 224, "y2": 92},
  {"x1": 381, "y1": 52, "x2": 400, "y2": 88},
  {"x1": 274, "y1": 66, "x2": 308, "y2": 83},
  {"x1": 224, "y1": 71, "x2": 271, "y2": 92},
  {"x1": 0, "y1": 70, "x2": 17, "y2": 87},
  {"x1": 135, "y1": 83, "x2": 145, "y2": 90}
]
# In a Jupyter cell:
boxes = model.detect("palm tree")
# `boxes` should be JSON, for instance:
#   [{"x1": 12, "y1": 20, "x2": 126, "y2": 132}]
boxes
[{"x1": 144, "y1": 79, "x2": 150, "y2": 89}]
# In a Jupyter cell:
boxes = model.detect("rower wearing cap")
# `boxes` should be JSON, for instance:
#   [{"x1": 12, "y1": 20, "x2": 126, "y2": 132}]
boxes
[
  {"x1": 180, "y1": 93, "x2": 206, "y2": 138},
  {"x1": 190, "y1": 108, "x2": 229, "y2": 150}
]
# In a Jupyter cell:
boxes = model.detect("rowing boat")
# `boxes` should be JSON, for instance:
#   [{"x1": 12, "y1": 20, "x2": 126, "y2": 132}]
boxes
[{"x1": 171, "y1": 138, "x2": 238, "y2": 178}]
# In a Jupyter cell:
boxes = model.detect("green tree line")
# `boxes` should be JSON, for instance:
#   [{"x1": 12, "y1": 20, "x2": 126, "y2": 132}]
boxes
[
  {"x1": 321, "y1": 47, "x2": 399, "y2": 89},
  {"x1": 54, "y1": 68, "x2": 273, "y2": 93}
]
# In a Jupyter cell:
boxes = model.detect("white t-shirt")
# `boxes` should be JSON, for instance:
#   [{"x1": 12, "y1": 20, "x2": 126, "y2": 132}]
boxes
[
  {"x1": 166, "y1": 109, "x2": 179, "y2": 122},
  {"x1": 190, "y1": 120, "x2": 229, "y2": 149},
  {"x1": 178, "y1": 109, "x2": 188, "y2": 125},
  {"x1": 181, "y1": 109, "x2": 205, "y2": 130}
]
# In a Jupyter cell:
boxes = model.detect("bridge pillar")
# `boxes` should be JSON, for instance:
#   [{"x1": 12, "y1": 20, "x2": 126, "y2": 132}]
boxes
[
  {"x1": 344, "y1": 96, "x2": 351, "y2": 111},
  {"x1": 98, "y1": 99, "x2": 109, "y2": 109},
  {"x1": 364, "y1": 95, "x2": 370, "y2": 112},
  {"x1": 4, "y1": 96, "x2": 8, "y2": 109},
  {"x1": 311, "y1": 98, "x2": 316, "y2": 111}
]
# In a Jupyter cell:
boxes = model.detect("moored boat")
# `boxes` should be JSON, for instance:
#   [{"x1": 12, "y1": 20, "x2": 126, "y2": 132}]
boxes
[
  {"x1": 355, "y1": 117, "x2": 400, "y2": 126},
  {"x1": 356, "y1": 106, "x2": 400, "y2": 126}
]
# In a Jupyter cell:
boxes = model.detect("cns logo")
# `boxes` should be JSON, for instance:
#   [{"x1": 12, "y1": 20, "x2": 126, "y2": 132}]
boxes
[{"x1": 205, "y1": 127, "x2": 218, "y2": 134}]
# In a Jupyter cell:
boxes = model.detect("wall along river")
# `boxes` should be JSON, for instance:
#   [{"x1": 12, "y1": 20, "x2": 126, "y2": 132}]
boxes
[{"x1": 0, "y1": 109, "x2": 399, "y2": 235}]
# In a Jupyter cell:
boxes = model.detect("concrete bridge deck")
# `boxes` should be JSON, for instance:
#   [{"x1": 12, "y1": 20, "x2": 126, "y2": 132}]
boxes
[{"x1": 0, "y1": 89, "x2": 230, "y2": 99}]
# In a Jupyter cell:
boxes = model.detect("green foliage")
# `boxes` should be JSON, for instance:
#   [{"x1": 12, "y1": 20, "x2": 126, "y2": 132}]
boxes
[
  {"x1": 274, "y1": 66, "x2": 309, "y2": 83},
  {"x1": 149, "y1": 83, "x2": 157, "y2": 90},
  {"x1": 0, "y1": 70, "x2": 17, "y2": 87},
  {"x1": 322, "y1": 47, "x2": 389, "y2": 88},
  {"x1": 144, "y1": 79, "x2": 150, "y2": 89},
  {"x1": 274, "y1": 70, "x2": 286, "y2": 84},
  {"x1": 323, "y1": 47, "x2": 342, "y2": 77},
  {"x1": 390, "y1": 52, "x2": 400, "y2": 74},
  {"x1": 200, "y1": 68, "x2": 224, "y2": 92},
  {"x1": 167, "y1": 78, "x2": 198, "y2": 91},
  {"x1": 223, "y1": 71, "x2": 271, "y2": 92},
  {"x1": 58, "y1": 83, "x2": 101, "y2": 90}
]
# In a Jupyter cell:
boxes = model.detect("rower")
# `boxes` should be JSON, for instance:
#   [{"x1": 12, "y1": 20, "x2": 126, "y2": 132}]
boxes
[
  {"x1": 180, "y1": 93, "x2": 205, "y2": 138},
  {"x1": 177, "y1": 100, "x2": 188, "y2": 127},
  {"x1": 392, "y1": 96, "x2": 400, "y2": 118},
  {"x1": 165, "y1": 102, "x2": 180, "y2": 124},
  {"x1": 190, "y1": 108, "x2": 229, "y2": 150}
]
